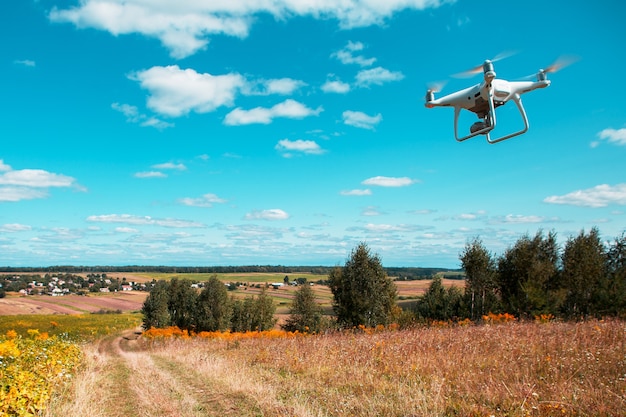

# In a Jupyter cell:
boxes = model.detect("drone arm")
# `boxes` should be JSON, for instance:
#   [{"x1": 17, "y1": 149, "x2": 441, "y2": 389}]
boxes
[{"x1": 485, "y1": 94, "x2": 529, "y2": 144}]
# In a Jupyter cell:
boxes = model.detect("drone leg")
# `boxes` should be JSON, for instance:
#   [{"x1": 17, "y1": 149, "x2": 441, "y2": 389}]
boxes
[
  {"x1": 486, "y1": 94, "x2": 529, "y2": 144},
  {"x1": 454, "y1": 106, "x2": 495, "y2": 142}
]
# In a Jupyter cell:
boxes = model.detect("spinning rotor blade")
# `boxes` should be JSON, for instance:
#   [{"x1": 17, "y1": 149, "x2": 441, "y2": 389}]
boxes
[
  {"x1": 543, "y1": 55, "x2": 579, "y2": 73},
  {"x1": 427, "y1": 80, "x2": 446, "y2": 93},
  {"x1": 453, "y1": 50, "x2": 517, "y2": 78}
]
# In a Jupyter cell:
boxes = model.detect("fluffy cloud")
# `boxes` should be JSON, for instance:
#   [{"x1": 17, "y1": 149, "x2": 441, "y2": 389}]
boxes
[
  {"x1": 134, "y1": 171, "x2": 167, "y2": 179},
  {"x1": 275, "y1": 139, "x2": 325, "y2": 157},
  {"x1": 321, "y1": 78, "x2": 351, "y2": 94},
  {"x1": 340, "y1": 189, "x2": 372, "y2": 196},
  {"x1": 332, "y1": 41, "x2": 376, "y2": 67},
  {"x1": 244, "y1": 78, "x2": 307, "y2": 95},
  {"x1": 224, "y1": 99, "x2": 322, "y2": 125},
  {"x1": 343, "y1": 110, "x2": 382, "y2": 129},
  {"x1": 87, "y1": 214, "x2": 205, "y2": 228},
  {"x1": 112, "y1": 102, "x2": 173, "y2": 129},
  {"x1": 152, "y1": 162, "x2": 187, "y2": 171},
  {"x1": 0, "y1": 160, "x2": 83, "y2": 202},
  {"x1": 362, "y1": 176, "x2": 415, "y2": 187},
  {"x1": 50, "y1": 0, "x2": 448, "y2": 58},
  {"x1": 179, "y1": 193, "x2": 227, "y2": 207},
  {"x1": 595, "y1": 128, "x2": 626, "y2": 146},
  {"x1": 355, "y1": 67, "x2": 404, "y2": 87},
  {"x1": 245, "y1": 209, "x2": 290, "y2": 221},
  {"x1": 544, "y1": 183, "x2": 626, "y2": 208},
  {"x1": 130, "y1": 65, "x2": 245, "y2": 117}
]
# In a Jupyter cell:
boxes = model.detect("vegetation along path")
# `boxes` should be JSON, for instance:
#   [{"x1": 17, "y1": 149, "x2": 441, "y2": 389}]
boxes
[{"x1": 45, "y1": 328, "x2": 302, "y2": 417}]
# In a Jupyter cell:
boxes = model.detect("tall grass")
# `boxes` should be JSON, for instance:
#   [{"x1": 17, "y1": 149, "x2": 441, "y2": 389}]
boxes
[{"x1": 147, "y1": 320, "x2": 626, "y2": 416}]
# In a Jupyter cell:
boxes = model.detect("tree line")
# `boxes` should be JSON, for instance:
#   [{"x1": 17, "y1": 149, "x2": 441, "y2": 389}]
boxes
[
  {"x1": 419, "y1": 228, "x2": 626, "y2": 322},
  {"x1": 143, "y1": 227, "x2": 626, "y2": 333}
]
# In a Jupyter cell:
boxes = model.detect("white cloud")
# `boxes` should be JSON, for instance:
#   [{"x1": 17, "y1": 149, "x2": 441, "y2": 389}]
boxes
[
  {"x1": 115, "y1": 227, "x2": 139, "y2": 233},
  {"x1": 340, "y1": 189, "x2": 372, "y2": 196},
  {"x1": 276, "y1": 139, "x2": 325, "y2": 157},
  {"x1": 14, "y1": 59, "x2": 36, "y2": 67},
  {"x1": 0, "y1": 169, "x2": 77, "y2": 188},
  {"x1": 112, "y1": 102, "x2": 173, "y2": 129},
  {"x1": 130, "y1": 65, "x2": 245, "y2": 117},
  {"x1": 0, "y1": 187, "x2": 48, "y2": 202},
  {"x1": 355, "y1": 67, "x2": 404, "y2": 87},
  {"x1": 0, "y1": 223, "x2": 32, "y2": 232},
  {"x1": 0, "y1": 160, "x2": 11, "y2": 172},
  {"x1": 134, "y1": 171, "x2": 167, "y2": 179},
  {"x1": 332, "y1": 41, "x2": 376, "y2": 67},
  {"x1": 489, "y1": 214, "x2": 547, "y2": 224},
  {"x1": 224, "y1": 99, "x2": 322, "y2": 126},
  {"x1": 544, "y1": 183, "x2": 626, "y2": 208},
  {"x1": 179, "y1": 193, "x2": 227, "y2": 207},
  {"x1": 362, "y1": 206, "x2": 383, "y2": 216},
  {"x1": 362, "y1": 176, "x2": 415, "y2": 187},
  {"x1": 245, "y1": 209, "x2": 290, "y2": 221},
  {"x1": 596, "y1": 128, "x2": 626, "y2": 146},
  {"x1": 244, "y1": 78, "x2": 307, "y2": 95},
  {"x1": 343, "y1": 110, "x2": 382, "y2": 130},
  {"x1": 152, "y1": 162, "x2": 187, "y2": 171},
  {"x1": 87, "y1": 214, "x2": 205, "y2": 228},
  {"x1": 50, "y1": 0, "x2": 448, "y2": 58},
  {"x1": 321, "y1": 78, "x2": 351, "y2": 94}
]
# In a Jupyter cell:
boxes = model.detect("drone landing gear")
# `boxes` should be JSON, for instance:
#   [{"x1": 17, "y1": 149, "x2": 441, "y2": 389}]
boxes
[{"x1": 454, "y1": 94, "x2": 529, "y2": 144}]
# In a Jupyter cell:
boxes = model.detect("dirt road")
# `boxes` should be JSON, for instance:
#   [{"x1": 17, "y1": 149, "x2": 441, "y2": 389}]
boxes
[{"x1": 46, "y1": 329, "x2": 299, "y2": 417}]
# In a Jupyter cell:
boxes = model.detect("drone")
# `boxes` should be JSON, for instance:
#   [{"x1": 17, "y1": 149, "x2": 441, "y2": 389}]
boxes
[{"x1": 425, "y1": 55, "x2": 574, "y2": 144}]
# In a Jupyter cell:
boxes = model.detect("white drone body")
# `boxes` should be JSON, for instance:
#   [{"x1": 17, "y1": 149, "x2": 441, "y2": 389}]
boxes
[{"x1": 425, "y1": 59, "x2": 562, "y2": 144}]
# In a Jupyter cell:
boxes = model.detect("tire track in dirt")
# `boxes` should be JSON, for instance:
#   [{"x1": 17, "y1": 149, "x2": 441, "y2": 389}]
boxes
[{"x1": 94, "y1": 329, "x2": 276, "y2": 417}]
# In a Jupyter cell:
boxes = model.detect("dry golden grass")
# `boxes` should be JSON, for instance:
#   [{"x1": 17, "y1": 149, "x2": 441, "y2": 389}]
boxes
[{"x1": 49, "y1": 320, "x2": 626, "y2": 416}]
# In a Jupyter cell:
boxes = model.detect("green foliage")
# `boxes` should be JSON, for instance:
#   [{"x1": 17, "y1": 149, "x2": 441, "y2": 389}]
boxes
[
  {"x1": 282, "y1": 284, "x2": 323, "y2": 333},
  {"x1": 230, "y1": 287, "x2": 277, "y2": 332},
  {"x1": 195, "y1": 276, "x2": 232, "y2": 332},
  {"x1": 141, "y1": 280, "x2": 171, "y2": 329},
  {"x1": 415, "y1": 276, "x2": 465, "y2": 321},
  {"x1": 460, "y1": 238, "x2": 499, "y2": 320},
  {"x1": 497, "y1": 230, "x2": 560, "y2": 318},
  {"x1": 328, "y1": 243, "x2": 397, "y2": 328},
  {"x1": 606, "y1": 233, "x2": 626, "y2": 316},
  {"x1": 560, "y1": 228, "x2": 607, "y2": 318}
]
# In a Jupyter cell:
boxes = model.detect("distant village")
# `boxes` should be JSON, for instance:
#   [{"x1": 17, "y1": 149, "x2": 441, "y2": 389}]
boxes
[{"x1": 0, "y1": 273, "x2": 148, "y2": 297}]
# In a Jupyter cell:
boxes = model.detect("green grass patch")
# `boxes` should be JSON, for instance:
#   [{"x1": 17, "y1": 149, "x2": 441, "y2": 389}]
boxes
[{"x1": 0, "y1": 313, "x2": 142, "y2": 342}]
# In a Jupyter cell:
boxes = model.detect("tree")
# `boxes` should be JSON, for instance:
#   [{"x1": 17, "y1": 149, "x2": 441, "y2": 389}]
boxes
[
  {"x1": 497, "y1": 230, "x2": 560, "y2": 317},
  {"x1": 328, "y1": 242, "x2": 397, "y2": 328},
  {"x1": 195, "y1": 276, "x2": 231, "y2": 332},
  {"x1": 607, "y1": 233, "x2": 626, "y2": 316},
  {"x1": 230, "y1": 288, "x2": 277, "y2": 332},
  {"x1": 141, "y1": 280, "x2": 171, "y2": 329},
  {"x1": 282, "y1": 283, "x2": 323, "y2": 333},
  {"x1": 460, "y1": 237, "x2": 498, "y2": 320},
  {"x1": 415, "y1": 276, "x2": 465, "y2": 321},
  {"x1": 167, "y1": 278, "x2": 198, "y2": 330},
  {"x1": 560, "y1": 228, "x2": 607, "y2": 318}
]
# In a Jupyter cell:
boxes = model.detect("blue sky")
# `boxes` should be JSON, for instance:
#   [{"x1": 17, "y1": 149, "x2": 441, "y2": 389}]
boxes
[{"x1": 1, "y1": 0, "x2": 625, "y2": 268}]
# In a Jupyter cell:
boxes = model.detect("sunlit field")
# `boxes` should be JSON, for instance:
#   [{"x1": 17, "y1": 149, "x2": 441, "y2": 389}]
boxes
[{"x1": 41, "y1": 319, "x2": 626, "y2": 417}]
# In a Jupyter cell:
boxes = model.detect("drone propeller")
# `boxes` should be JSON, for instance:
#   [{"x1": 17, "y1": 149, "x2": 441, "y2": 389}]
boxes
[
  {"x1": 519, "y1": 55, "x2": 580, "y2": 80},
  {"x1": 453, "y1": 50, "x2": 517, "y2": 78},
  {"x1": 426, "y1": 80, "x2": 446, "y2": 94},
  {"x1": 542, "y1": 55, "x2": 579, "y2": 74}
]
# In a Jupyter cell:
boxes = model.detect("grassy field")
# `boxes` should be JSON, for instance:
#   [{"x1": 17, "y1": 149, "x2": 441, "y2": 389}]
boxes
[
  {"x1": 0, "y1": 312, "x2": 142, "y2": 341},
  {"x1": 41, "y1": 319, "x2": 626, "y2": 417}
]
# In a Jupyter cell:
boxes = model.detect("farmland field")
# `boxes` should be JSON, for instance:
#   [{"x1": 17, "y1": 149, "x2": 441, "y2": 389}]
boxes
[{"x1": 41, "y1": 320, "x2": 626, "y2": 417}]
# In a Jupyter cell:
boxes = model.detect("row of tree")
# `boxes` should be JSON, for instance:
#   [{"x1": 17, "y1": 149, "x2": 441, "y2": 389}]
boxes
[
  {"x1": 142, "y1": 228, "x2": 626, "y2": 333},
  {"x1": 141, "y1": 277, "x2": 277, "y2": 332},
  {"x1": 448, "y1": 228, "x2": 626, "y2": 321}
]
